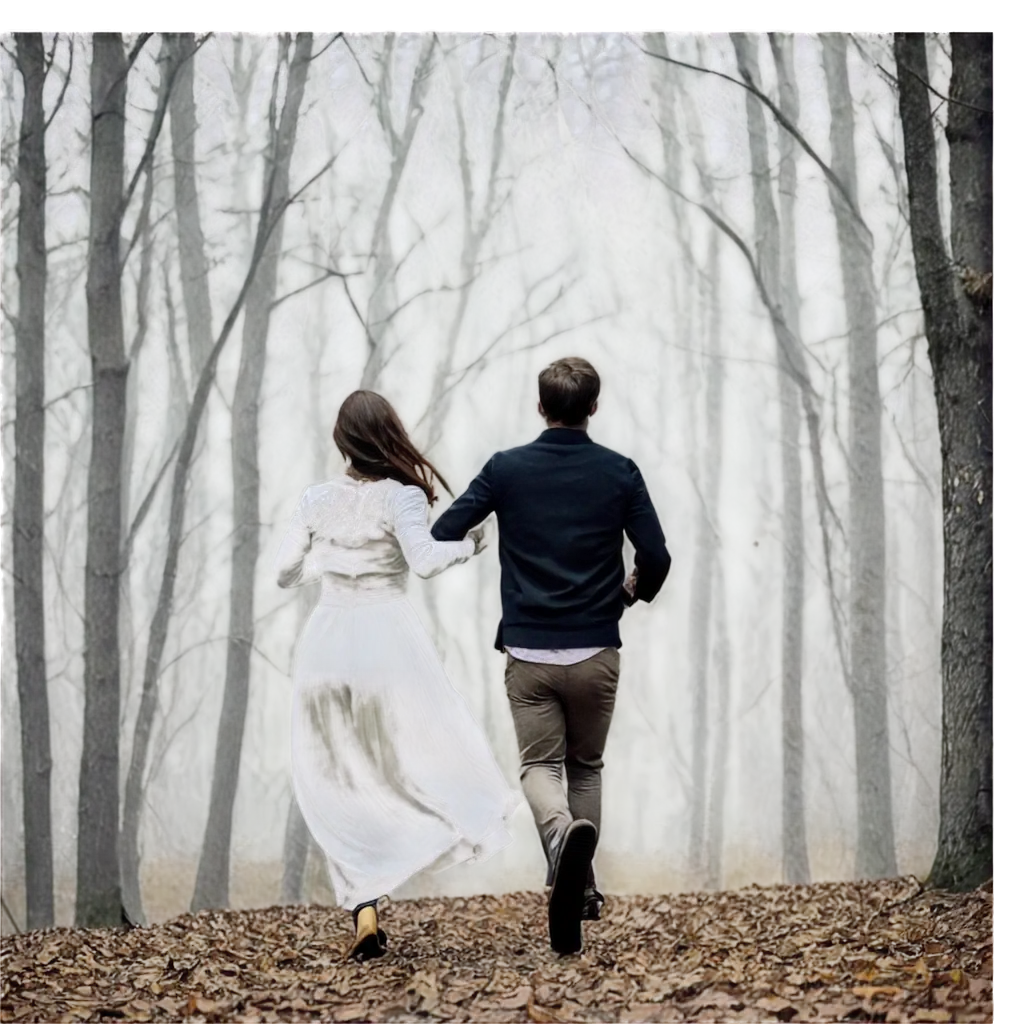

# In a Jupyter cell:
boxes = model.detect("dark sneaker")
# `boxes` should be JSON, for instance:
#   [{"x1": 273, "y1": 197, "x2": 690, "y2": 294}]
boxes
[
  {"x1": 548, "y1": 819, "x2": 597, "y2": 954},
  {"x1": 581, "y1": 886, "x2": 604, "y2": 921}
]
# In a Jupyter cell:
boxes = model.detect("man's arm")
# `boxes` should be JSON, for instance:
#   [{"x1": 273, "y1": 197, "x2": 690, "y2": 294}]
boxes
[
  {"x1": 431, "y1": 457, "x2": 497, "y2": 541},
  {"x1": 623, "y1": 461, "x2": 671, "y2": 604}
]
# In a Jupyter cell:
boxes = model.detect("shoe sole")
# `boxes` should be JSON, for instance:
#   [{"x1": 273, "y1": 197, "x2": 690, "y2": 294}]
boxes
[{"x1": 548, "y1": 821, "x2": 597, "y2": 954}]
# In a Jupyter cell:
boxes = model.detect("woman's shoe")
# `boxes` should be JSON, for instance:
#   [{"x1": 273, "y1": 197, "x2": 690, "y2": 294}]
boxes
[{"x1": 347, "y1": 900, "x2": 388, "y2": 961}]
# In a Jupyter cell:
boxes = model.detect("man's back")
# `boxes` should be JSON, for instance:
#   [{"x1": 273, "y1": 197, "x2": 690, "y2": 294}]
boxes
[
  {"x1": 432, "y1": 427, "x2": 670, "y2": 650},
  {"x1": 432, "y1": 355, "x2": 670, "y2": 955}
]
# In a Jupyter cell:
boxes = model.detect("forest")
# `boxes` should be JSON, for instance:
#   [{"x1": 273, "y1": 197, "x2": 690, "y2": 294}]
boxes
[{"x1": 0, "y1": 31, "x2": 992, "y2": 1021}]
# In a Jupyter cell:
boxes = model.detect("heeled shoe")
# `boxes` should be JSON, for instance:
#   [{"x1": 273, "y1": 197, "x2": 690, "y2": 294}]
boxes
[{"x1": 347, "y1": 900, "x2": 388, "y2": 961}]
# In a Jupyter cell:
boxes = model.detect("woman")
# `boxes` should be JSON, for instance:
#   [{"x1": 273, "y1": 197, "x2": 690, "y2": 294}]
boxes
[{"x1": 274, "y1": 390, "x2": 519, "y2": 960}]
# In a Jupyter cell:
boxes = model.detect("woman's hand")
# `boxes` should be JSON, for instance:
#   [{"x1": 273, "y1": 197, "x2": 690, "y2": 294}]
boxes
[{"x1": 468, "y1": 522, "x2": 490, "y2": 556}]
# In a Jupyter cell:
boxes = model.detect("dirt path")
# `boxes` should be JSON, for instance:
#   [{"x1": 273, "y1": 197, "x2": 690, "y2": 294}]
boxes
[{"x1": 1, "y1": 877, "x2": 992, "y2": 1022}]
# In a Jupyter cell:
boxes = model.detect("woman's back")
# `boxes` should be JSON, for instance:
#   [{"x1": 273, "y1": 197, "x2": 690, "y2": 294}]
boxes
[{"x1": 275, "y1": 476, "x2": 475, "y2": 602}]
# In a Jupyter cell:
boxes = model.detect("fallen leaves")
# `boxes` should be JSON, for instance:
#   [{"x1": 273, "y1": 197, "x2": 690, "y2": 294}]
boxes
[{"x1": 0, "y1": 876, "x2": 992, "y2": 1022}]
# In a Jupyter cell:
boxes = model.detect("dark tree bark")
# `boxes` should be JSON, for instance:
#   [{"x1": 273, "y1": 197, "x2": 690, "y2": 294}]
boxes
[
  {"x1": 821, "y1": 33, "x2": 897, "y2": 879},
  {"x1": 13, "y1": 31, "x2": 54, "y2": 931},
  {"x1": 78, "y1": 32, "x2": 129, "y2": 928},
  {"x1": 769, "y1": 32, "x2": 811, "y2": 886},
  {"x1": 191, "y1": 32, "x2": 313, "y2": 912},
  {"x1": 894, "y1": 32, "x2": 992, "y2": 891}
]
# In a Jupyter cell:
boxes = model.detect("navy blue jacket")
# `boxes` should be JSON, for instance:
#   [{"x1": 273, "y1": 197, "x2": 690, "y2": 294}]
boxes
[{"x1": 431, "y1": 428, "x2": 671, "y2": 650}]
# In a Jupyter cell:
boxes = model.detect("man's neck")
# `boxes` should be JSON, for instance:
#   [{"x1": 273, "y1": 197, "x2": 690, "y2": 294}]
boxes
[{"x1": 544, "y1": 420, "x2": 589, "y2": 432}]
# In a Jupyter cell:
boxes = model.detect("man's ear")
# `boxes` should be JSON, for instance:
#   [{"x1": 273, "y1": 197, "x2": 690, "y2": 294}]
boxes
[
  {"x1": 590, "y1": 400, "x2": 599, "y2": 417},
  {"x1": 538, "y1": 401, "x2": 546, "y2": 419}
]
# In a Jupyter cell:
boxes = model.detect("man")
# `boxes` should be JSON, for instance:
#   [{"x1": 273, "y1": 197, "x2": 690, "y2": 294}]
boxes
[{"x1": 431, "y1": 357, "x2": 671, "y2": 955}]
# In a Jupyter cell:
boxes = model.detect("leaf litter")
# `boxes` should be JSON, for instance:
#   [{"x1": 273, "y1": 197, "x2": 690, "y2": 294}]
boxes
[{"x1": 1, "y1": 876, "x2": 991, "y2": 1022}]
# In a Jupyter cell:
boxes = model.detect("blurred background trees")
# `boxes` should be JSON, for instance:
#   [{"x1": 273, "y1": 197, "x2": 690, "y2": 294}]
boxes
[{"x1": 0, "y1": 31, "x2": 990, "y2": 933}]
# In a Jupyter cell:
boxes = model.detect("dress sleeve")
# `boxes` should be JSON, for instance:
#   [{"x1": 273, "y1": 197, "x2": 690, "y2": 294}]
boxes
[
  {"x1": 392, "y1": 485, "x2": 475, "y2": 579},
  {"x1": 274, "y1": 490, "x2": 321, "y2": 588}
]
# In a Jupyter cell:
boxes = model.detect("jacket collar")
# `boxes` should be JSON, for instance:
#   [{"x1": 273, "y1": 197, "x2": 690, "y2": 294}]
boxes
[{"x1": 536, "y1": 427, "x2": 593, "y2": 445}]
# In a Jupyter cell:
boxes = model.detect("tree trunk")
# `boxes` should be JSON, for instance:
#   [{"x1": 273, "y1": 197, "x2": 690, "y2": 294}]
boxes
[
  {"x1": 643, "y1": 32, "x2": 700, "y2": 872},
  {"x1": 78, "y1": 32, "x2": 128, "y2": 928},
  {"x1": 162, "y1": 28, "x2": 215, "y2": 598},
  {"x1": 894, "y1": 32, "x2": 992, "y2": 891},
  {"x1": 701, "y1": 231, "x2": 731, "y2": 889},
  {"x1": 192, "y1": 33, "x2": 312, "y2": 912},
  {"x1": 117, "y1": 160, "x2": 156, "y2": 929},
  {"x1": 769, "y1": 32, "x2": 811, "y2": 885},
  {"x1": 280, "y1": 797, "x2": 312, "y2": 903},
  {"x1": 280, "y1": 281, "x2": 333, "y2": 903},
  {"x1": 13, "y1": 32, "x2": 54, "y2": 931},
  {"x1": 732, "y1": 32, "x2": 814, "y2": 884},
  {"x1": 821, "y1": 33, "x2": 897, "y2": 879}
]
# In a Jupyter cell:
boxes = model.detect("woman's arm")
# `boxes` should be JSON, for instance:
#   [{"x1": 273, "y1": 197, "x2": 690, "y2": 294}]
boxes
[
  {"x1": 274, "y1": 491, "x2": 320, "y2": 588},
  {"x1": 393, "y1": 486, "x2": 476, "y2": 579}
]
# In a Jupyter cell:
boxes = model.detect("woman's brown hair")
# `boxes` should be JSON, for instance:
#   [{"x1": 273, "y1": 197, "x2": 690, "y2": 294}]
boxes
[{"x1": 333, "y1": 390, "x2": 452, "y2": 505}]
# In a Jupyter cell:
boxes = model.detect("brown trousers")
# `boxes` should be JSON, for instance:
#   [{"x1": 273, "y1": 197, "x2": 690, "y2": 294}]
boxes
[{"x1": 503, "y1": 648, "x2": 620, "y2": 884}]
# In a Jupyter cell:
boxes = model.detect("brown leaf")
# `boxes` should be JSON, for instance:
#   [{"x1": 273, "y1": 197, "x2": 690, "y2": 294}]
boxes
[
  {"x1": 754, "y1": 994, "x2": 800, "y2": 1017},
  {"x1": 912, "y1": 1011, "x2": 952, "y2": 1023},
  {"x1": 852, "y1": 984, "x2": 905, "y2": 999},
  {"x1": 496, "y1": 985, "x2": 531, "y2": 1009}
]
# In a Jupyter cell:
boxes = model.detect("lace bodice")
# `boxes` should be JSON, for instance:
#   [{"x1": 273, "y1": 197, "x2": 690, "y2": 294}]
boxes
[{"x1": 274, "y1": 476, "x2": 474, "y2": 602}]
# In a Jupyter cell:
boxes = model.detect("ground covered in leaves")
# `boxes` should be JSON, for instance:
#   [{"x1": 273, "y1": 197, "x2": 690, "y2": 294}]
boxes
[{"x1": 2, "y1": 877, "x2": 992, "y2": 1022}]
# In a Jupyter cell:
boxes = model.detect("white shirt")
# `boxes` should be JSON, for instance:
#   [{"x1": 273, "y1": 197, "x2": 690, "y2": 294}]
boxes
[{"x1": 505, "y1": 647, "x2": 608, "y2": 666}]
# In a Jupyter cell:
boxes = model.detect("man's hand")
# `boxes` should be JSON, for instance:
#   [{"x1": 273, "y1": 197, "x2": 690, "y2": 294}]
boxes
[
  {"x1": 622, "y1": 570, "x2": 638, "y2": 606},
  {"x1": 468, "y1": 522, "x2": 490, "y2": 555}
]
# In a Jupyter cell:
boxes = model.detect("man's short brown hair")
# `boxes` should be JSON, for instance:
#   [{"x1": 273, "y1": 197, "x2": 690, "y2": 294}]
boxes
[{"x1": 538, "y1": 357, "x2": 601, "y2": 426}]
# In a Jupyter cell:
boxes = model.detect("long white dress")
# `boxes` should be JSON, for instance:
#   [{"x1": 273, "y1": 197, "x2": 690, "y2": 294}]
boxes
[{"x1": 274, "y1": 474, "x2": 519, "y2": 909}]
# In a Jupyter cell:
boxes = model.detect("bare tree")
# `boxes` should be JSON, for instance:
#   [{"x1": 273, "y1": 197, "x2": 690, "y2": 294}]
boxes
[
  {"x1": 821, "y1": 33, "x2": 897, "y2": 879},
  {"x1": 77, "y1": 31, "x2": 130, "y2": 928},
  {"x1": 893, "y1": 32, "x2": 991, "y2": 890},
  {"x1": 731, "y1": 33, "x2": 812, "y2": 884},
  {"x1": 192, "y1": 32, "x2": 313, "y2": 912},
  {"x1": 768, "y1": 32, "x2": 812, "y2": 885},
  {"x1": 12, "y1": 31, "x2": 54, "y2": 930}
]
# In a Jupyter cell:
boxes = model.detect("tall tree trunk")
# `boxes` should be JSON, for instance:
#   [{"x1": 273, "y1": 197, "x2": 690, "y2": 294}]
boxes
[
  {"x1": 701, "y1": 231, "x2": 731, "y2": 889},
  {"x1": 280, "y1": 281, "x2": 333, "y2": 903},
  {"x1": 769, "y1": 32, "x2": 811, "y2": 885},
  {"x1": 117, "y1": 47, "x2": 175, "y2": 926},
  {"x1": 162, "y1": 28, "x2": 215, "y2": 593},
  {"x1": 894, "y1": 32, "x2": 992, "y2": 891},
  {"x1": 78, "y1": 32, "x2": 128, "y2": 928},
  {"x1": 192, "y1": 33, "x2": 313, "y2": 912},
  {"x1": 13, "y1": 32, "x2": 54, "y2": 931},
  {"x1": 909, "y1": 360, "x2": 937, "y2": 839},
  {"x1": 638, "y1": 32, "x2": 704, "y2": 876},
  {"x1": 821, "y1": 33, "x2": 897, "y2": 879},
  {"x1": 732, "y1": 32, "x2": 814, "y2": 884},
  {"x1": 118, "y1": 36, "x2": 208, "y2": 925}
]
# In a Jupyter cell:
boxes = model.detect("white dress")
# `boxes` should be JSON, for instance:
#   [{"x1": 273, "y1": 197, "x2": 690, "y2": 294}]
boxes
[{"x1": 274, "y1": 474, "x2": 519, "y2": 909}]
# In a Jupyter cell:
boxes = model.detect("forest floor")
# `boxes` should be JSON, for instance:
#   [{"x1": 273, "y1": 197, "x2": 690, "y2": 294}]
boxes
[{"x1": 1, "y1": 876, "x2": 992, "y2": 1023}]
